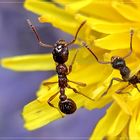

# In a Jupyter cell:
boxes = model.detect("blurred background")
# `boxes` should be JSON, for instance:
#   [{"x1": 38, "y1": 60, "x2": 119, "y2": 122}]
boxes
[{"x1": 0, "y1": 0, "x2": 107, "y2": 139}]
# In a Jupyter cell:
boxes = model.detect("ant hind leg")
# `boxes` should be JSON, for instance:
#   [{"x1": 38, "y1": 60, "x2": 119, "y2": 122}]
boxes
[
  {"x1": 116, "y1": 83, "x2": 131, "y2": 95},
  {"x1": 68, "y1": 79, "x2": 86, "y2": 87},
  {"x1": 47, "y1": 91, "x2": 64, "y2": 117},
  {"x1": 67, "y1": 84, "x2": 94, "y2": 101}
]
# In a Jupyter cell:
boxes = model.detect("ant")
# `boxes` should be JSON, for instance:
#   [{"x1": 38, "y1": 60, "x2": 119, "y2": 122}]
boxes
[
  {"x1": 27, "y1": 19, "x2": 94, "y2": 117},
  {"x1": 82, "y1": 29, "x2": 140, "y2": 97}
]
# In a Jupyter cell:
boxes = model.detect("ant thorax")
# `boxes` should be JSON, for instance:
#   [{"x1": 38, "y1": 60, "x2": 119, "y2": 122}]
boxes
[
  {"x1": 120, "y1": 66, "x2": 130, "y2": 81},
  {"x1": 52, "y1": 42, "x2": 69, "y2": 64},
  {"x1": 56, "y1": 64, "x2": 68, "y2": 75}
]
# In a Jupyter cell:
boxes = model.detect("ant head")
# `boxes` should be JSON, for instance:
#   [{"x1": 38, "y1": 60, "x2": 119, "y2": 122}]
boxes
[
  {"x1": 111, "y1": 56, "x2": 126, "y2": 69},
  {"x1": 59, "y1": 96, "x2": 77, "y2": 114},
  {"x1": 55, "y1": 39, "x2": 67, "y2": 47},
  {"x1": 52, "y1": 39, "x2": 69, "y2": 64}
]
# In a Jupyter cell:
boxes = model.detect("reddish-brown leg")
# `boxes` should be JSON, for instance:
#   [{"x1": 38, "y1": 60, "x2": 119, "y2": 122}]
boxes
[
  {"x1": 47, "y1": 91, "x2": 64, "y2": 117},
  {"x1": 67, "y1": 84, "x2": 94, "y2": 101}
]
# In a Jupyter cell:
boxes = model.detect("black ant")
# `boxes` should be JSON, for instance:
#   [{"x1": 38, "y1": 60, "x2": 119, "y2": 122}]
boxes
[
  {"x1": 27, "y1": 19, "x2": 94, "y2": 117},
  {"x1": 82, "y1": 30, "x2": 140, "y2": 96}
]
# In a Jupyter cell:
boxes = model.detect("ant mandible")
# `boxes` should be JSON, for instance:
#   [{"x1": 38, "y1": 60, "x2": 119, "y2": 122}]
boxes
[
  {"x1": 82, "y1": 30, "x2": 140, "y2": 96},
  {"x1": 27, "y1": 19, "x2": 94, "y2": 117}
]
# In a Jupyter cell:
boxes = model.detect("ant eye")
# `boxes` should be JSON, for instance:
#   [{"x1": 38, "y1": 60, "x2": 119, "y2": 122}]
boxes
[{"x1": 59, "y1": 99, "x2": 77, "y2": 114}]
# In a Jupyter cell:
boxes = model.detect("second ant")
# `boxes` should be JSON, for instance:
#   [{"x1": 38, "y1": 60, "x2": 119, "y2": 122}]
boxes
[{"x1": 82, "y1": 29, "x2": 140, "y2": 97}]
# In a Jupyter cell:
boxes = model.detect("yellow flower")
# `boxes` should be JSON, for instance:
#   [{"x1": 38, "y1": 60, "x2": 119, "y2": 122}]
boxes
[
  {"x1": 1, "y1": 0, "x2": 112, "y2": 131},
  {"x1": 2, "y1": 0, "x2": 140, "y2": 139}
]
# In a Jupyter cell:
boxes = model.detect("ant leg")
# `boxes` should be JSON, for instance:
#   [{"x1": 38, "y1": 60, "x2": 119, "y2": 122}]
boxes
[
  {"x1": 67, "y1": 50, "x2": 78, "y2": 74},
  {"x1": 116, "y1": 83, "x2": 131, "y2": 95},
  {"x1": 123, "y1": 29, "x2": 134, "y2": 59},
  {"x1": 43, "y1": 81, "x2": 58, "y2": 86},
  {"x1": 67, "y1": 84, "x2": 94, "y2": 101},
  {"x1": 67, "y1": 21, "x2": 86, "y2": 46},
  {"x1": 27, "y1": 19, "x2": 53, "y2": 48},
  {"x1": 68, "y1": 79, "x2": 86, "y2": 87},
  {"x1": 47, "y1": 91, "x2": 64, "y2": 117},
  {"x1": 42, "y1": 81, "x2": 58, "y2": 90},
  {"x1": 102, "y1": 77, "x2": 125, "y2": 97},
  {"x1": 133, "y1": 84, "x2": 140, "y2": 92},
  {"x1": 81, "y1": 41, "x2": 111, "y2": 64}
]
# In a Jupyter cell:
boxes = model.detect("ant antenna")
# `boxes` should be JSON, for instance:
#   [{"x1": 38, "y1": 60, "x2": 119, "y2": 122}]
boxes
[
  {"x1": 82, "y1": 41, "x2": 111, "y2": 64},
  {"x1": 27, "y1": 19, "x2": 53, "y2": 48},
  {"x1": 67, "y1": 21, "x2": 86, "y2": 46},
  {"x1": 123, "y1": 29, "x2": 134, "y2": 59}
]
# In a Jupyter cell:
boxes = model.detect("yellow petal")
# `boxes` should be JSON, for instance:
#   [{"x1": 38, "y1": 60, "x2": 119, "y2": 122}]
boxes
[
  {"x1": 135, "y1": 106, "x2": 140, "y2": 133},
  {"x1": 53, "y1": 0, "x2": 76, "y2": 5},
  {"x1": 90, "y1": 103, "x2": 121, "y2": 140},
  {"x1": 132, "y1": 0, "x2": 140, "y2": 10},
  {"x1": 65, "y1": 0, "x2": 93, "y2": 13},
  {"x1": 119, "y1": 126, "x2": 129, "y2": 139},
  {"x1": 23, "y1": 90, "x2": 85, "y2": 130},
  {"x1": 112, "y1": 94, "x2": 133, "y2": 115},
  {"x1": 22, "y1": 100, "x2": 62, "y2": 130},
  {"x1": 76, "y1": 1, "x2": 127, "y2": 22},
  {"x1": 0, "y1": 48, "x2": 88, "y2": 71},
  {"x1": 94, "y1": 31, "x2": 139, "y2": 50},
  {"x1": 107, "y1": 109, "x2": 129, "y2": 136},
  {"x1": 76, "y1": 14, "x2": 140, "y2": 34},
  {"x1": 112, "y1": 1, "x2": 140, "y2": 22},
  {"x1": 24, "y1": 0, "x2": 85, "y2": 37},
  {"x1": 129, "y1": 107, "x2": 140, "y2": 138},
  {"x1": 1, "y1": 54, "x2": 55, "y2": 71},
  {"x1": 95, "y1": 32, "x2": 129, "y2": 50}
]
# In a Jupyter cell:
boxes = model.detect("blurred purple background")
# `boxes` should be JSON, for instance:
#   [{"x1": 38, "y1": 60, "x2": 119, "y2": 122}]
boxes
[{"x1": 0, "y1": 1, "x2": 107, "y2": 139}]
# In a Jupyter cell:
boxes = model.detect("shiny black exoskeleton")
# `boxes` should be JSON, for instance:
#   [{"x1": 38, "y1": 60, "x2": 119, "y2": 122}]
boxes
[
  {"x1": 83, "y1": 29, "x2": 140, "y2": 95},
  {"x1": 52, "y1": 40, "x2": 69, "y2": 64},
  {"x1": 111, "y1": 56, "x2": 130, "y2": 81},
  {"x1": 27, "y1": 19, "x2": 94, "y2": 116}
]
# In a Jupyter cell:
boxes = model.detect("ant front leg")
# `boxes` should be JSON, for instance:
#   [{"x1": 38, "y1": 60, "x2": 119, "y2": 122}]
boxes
[
  {"x1": 27, "y1": 19, "x2": 53, "y2": 48},
  {"x1": 47, "y1": 91, "x2": 64, "y2": 117},
  {"x1": 67, "y1": 50, "x2": 78, "y2": 75},
  {"x1": 81, "y1": 41, "x2": 111, "y2": 64},
  {"x1": 42, "y1": 81, "x2": 58, "y2": 90},
  {"x1": 67, "y1": 85, "x2": 94, "y2": 101},
  {"x1": 102, "y1": 77, "x2": 125, "y2": 97},
  {"x1": 123, "y1": 29, "x2": 134, "y2": 59}
]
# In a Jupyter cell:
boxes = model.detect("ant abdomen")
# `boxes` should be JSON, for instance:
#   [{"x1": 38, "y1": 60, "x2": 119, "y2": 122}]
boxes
[{"x1": 59, "y1": 99, "x2": 77, "y2": 114}]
